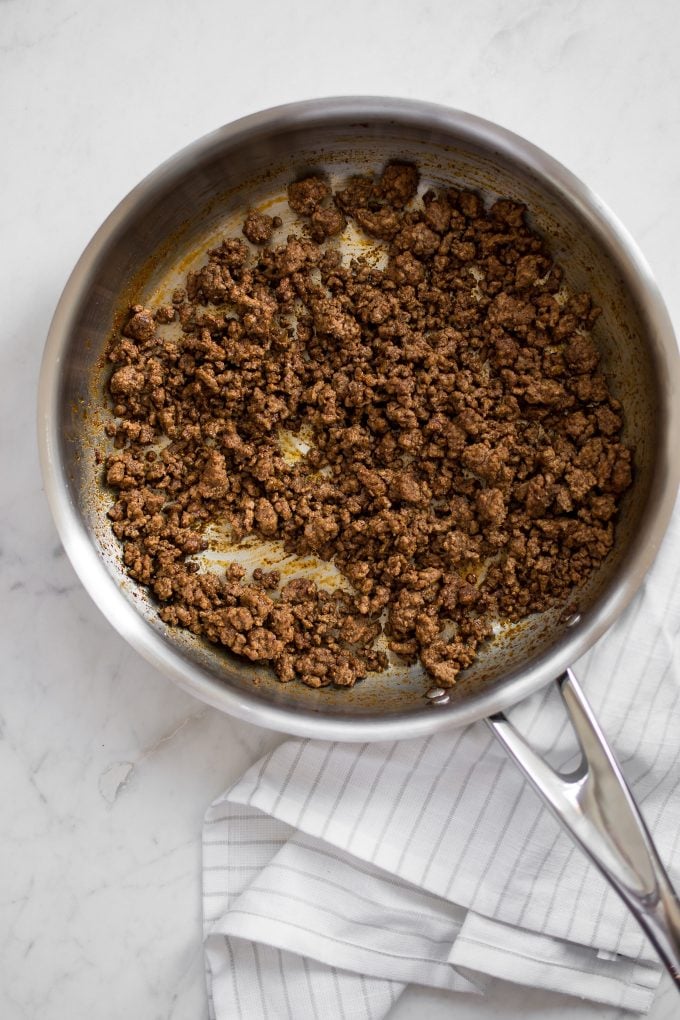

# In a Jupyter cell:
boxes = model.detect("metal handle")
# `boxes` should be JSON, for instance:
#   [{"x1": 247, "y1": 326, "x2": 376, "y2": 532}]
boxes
[{"x1": 487, "y1": 669, "x2": 680, "y2": 987}]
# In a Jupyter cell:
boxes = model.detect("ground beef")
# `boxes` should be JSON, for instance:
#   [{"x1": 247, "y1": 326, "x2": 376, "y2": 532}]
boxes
[
  {"x1": 242, "y1": 210, "x2": 277, "y2": 245},
  {"x1": 310, "y1": 206, "x2": 347, "y2": 242},
  {"x1": 103, "y1": 163, "x2": 632, "y2": 689},
  {"x1": 287, "y1": 176, "x2": 331, "y2": 215}
]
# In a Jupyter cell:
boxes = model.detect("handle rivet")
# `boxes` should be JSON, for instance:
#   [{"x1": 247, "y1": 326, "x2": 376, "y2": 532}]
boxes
[
  {"x1": 566, "y1": 613, "x2": 581, "y2": 627},
  {"x1": 426, "y1": 687, "x2": 450, "y2": 705}
]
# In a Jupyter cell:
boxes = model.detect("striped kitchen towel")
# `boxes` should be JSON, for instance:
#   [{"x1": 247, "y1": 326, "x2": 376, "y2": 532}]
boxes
[{"x1": 203, "y1": 500, "x2": 680, "y2": 1018}]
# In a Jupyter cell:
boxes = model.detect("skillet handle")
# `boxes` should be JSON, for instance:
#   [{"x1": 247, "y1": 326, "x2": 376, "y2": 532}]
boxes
[{"x1": 487, "y1": 668, "x2": 680, "y2": 987}]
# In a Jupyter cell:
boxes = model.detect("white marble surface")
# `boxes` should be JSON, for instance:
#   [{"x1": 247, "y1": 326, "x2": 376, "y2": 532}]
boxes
[{"x1": 1, "y1": 0, "x2": 679, "y2": 1016}]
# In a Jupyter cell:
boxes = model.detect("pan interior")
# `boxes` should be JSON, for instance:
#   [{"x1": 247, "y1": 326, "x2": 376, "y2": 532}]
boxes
[{"x1": 56, "y1": 111, "x2": 658, "y2": 719}]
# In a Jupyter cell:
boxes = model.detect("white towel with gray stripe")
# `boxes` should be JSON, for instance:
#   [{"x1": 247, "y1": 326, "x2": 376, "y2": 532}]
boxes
[{"x1": 203, "y1": 502, "x2": 680, "y2": 1018}]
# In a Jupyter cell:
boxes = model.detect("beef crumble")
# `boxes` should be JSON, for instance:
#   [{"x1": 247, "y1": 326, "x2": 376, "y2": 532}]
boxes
[{"x1": 104, "y1": 164, "x2": 632, "y2": 689}]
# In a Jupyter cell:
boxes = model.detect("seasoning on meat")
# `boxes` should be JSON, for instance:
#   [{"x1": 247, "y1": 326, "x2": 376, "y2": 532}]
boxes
[
  {"x1": 242, "y1": 210, "x2": 277, "y2": 245},
  {"x1": 104, "y1": 162, "x2": 632, "y2": 689}
]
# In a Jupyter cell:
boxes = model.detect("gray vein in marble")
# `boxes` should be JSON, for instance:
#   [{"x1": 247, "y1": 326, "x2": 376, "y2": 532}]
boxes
[
  {"x1": 0, "y1": 7, "x2": 80, "y2": 53},
  {"x1": 97, "y1": 708, "x2": 210, "y2": 806}
]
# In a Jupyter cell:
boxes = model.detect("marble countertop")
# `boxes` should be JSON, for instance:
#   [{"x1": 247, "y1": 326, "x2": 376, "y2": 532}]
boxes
[{"x1": 1, "y1": 0, "x2": 679, "y2": 1016}]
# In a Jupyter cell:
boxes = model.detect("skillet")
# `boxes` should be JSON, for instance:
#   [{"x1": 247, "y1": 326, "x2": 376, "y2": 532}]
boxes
[{"x1": 38, "y1": 98, "x2": 680, "y2": 984}]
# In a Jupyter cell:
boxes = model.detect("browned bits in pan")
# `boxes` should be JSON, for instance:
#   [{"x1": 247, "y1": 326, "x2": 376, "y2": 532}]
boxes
[{"x1": 103, "y1": 163, "x2": 632, "y2": 690}]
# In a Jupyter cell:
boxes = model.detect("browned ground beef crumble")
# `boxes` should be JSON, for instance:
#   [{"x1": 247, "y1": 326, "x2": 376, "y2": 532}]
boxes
[{"x1": 104, "y1": 164, "x2": 632, "y2": 690}]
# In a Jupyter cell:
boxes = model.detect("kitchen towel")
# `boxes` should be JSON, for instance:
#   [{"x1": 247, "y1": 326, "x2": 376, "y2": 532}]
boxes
[{"x1": 203, "y1": 499, "x2": 680, "y2": 1018}]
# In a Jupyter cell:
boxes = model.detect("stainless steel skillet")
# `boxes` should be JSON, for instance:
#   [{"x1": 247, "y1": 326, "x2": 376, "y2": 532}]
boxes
[{"x1": 38, "y1": 98, "x2": 680, "y2": 984}]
